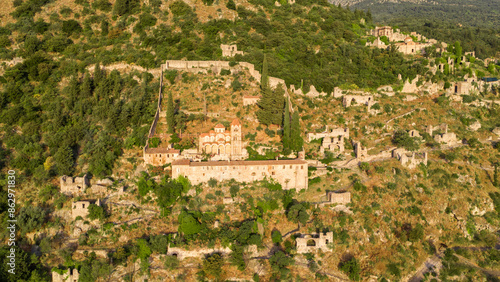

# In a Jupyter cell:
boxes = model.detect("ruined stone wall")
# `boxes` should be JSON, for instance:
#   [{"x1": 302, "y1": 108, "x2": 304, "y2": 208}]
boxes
[
  {"x1": 434, "y1": 132, "x2": 458, "y2": 146},
  {"x1": 342, "y1": 95, "x2": 374, "y2": 107},
  {"x1": 167, "y1": 247, "x2": 232, "y2": 260},
  {"x1": 308, "y1": 127, "x2": 349, "y2": 142},
  {"x1": 327, "y1": 191, "x2": 351, "y2": 204},
  {"x1": 72, "y1": 199, "x2": 100, "y2": 220},
  {"x1": 172, "y1": 160, "x2": 308, "y2": 191},
  {"x1": 60, "y1": 175, "x2": 89, "y2": 195},
  {"x1": 296, "y1": 232, "x2": 333, "y2": 254},
  {"x1": 52, "y1": 269, "x2": 79, "y2": 282}
]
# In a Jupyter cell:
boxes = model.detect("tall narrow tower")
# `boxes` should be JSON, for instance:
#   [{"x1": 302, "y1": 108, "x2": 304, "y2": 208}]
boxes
[{"x1": 230, "y1": 119, "x2": 242, "y2": 159}]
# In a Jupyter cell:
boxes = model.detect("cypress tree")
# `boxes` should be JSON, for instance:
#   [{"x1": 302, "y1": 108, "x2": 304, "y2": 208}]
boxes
[
  {"x1": 290, "y1": 110, "x2": 303, "y2": 152},
  {"x1": 81, "y1": 72, "x2": 93, "y2": 98},
  {"x1": 261, "y1": 54, "x2": 268, "y2": 91},
  {"x1": 114, "y1": 0, "x2": 128, "y2": 16},
  {"x1": 494, "y1": 164, "x2": 499, "y2": 188},
  {"x1": 256, "y1": 56, "x2": 284, "y2": 126},
  {"x1": 167, "y1": 91, "x2": 175, "y2": 133},
  {"x1": 282, "y1": 97, "x2": 291, "y2": 154},
  {"x1": 94, "y1": 62, "x2": 104, "y2": 86}
]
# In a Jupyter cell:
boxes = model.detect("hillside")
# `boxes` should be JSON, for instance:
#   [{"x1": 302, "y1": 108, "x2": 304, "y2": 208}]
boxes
[
  {"x1": 0, "y1": 0, "x2": 500, "y2": 281},
  {"x1": 332, "y1": 0, "x2": 500, "y2": 28}
]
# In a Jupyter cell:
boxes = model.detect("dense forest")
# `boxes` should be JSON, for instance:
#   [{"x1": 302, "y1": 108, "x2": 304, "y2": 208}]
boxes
[{"x1": 352, "y1": 0, "x2": 500, "y2": 28}]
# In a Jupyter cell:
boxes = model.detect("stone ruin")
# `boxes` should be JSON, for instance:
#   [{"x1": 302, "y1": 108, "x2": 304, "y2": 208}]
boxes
[
  {"x1": 320, "y1": 135, "x2": 345, "y2": 155},
  {"x1": 60, "y1": 174, "x2": 89, "y2": 195},
  {"x1": 52, "y1": 268, "x2": 79, "y2": 282},
  {"x1": 167, "y1": 247, "x2": 232, "y2": 260},
  {"x1": 220, "y1": 44, "x2": 244, "y2": 57},
  {"x1": 426, "y1": 124, "x2": 459, "y2": 146},
  {"x1": 326, "y1": 191, "x2": 351, "y2": 205},
  {"x1": 60, "y1": 175, "x2": 120, "y2": 196},
  {"x1": 426, "y1": 123, "x2": 447, "y2": 136},
  {"x1": 468, "y1": 121, "x2": 481, "y2": 131},
  {"x1": 308, "y1": 126, "x2": 349, "y2": 156},
  {"x1": 353, "y1": 141, "x2": 368, "y2": 159},
  {"x1": 243, "y1": 95, "x2": 260, "y2": 106},
  {"x1": 296, "y1": 232, "x2": 333, "y2": 254},
  {"x1": 408, "y1": 130, "x2": 421, "y2": 138},
  {"x1": 492, "y1": 127, "x2": 500, "y2": 137},
  {"x1": 401, "y1": 76, "x2": 419, "y2": 93},
  {"x1": 392, "y1": 148, "x2": 428, "y2": 169},
  {"x1": 434, "y1": 132, "x2": 459, "y2": 146},
  {"x1": 72, "y1": 199, "x2": 101, "y2": 220},
  {"x1": 308, "y1": 126, "x2": 349, "y2": 142},
  {"x1": 342, "y1": 95, "x2": 374, "y2": 108}
]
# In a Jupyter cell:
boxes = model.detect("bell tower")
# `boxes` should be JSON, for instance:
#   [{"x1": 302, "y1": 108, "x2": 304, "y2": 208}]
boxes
[{"x1": 230, "y1": 119, "x2": 242, "y2": 159}]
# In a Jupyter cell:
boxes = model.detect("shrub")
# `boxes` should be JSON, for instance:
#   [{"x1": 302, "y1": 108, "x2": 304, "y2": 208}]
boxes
[{"x1": 220, "y1": 69, "x2": 231, "y2": 75}]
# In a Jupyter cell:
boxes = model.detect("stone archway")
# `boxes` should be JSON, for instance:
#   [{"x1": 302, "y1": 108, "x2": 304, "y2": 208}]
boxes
[{"x1": 307, "y1": 239, "x2": 316, "y2": 246}]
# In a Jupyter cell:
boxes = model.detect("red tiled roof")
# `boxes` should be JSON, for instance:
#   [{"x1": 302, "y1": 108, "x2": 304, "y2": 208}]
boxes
[
  {"x1": 172, "y1": 159, "x2": 308, "y2": 166},
  {"x1": 145, "y1": 148, "x2": 180, "y2": 154},
  {"x1": 231, "y1": 118, "x2": 241, "y2": 126},
  {"x1": 214, "y1": 124, "x2": 225, "y2": 129}
]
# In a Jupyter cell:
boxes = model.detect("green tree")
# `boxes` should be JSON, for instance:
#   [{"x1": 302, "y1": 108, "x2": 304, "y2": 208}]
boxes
[
  {"x1": 392, "y1": 130, "x2": 421, "y2": 151},
  {"x1": 286, "y1": 202, "x2": 309, "y2": 225},
  {"x1": 282, "y1": 97, "x2": 291, "y2": 154},
  {"x1": 494, "y1": 163, "x2": 499, "y2": 188},
  {"x1": 167, "y1": 91, "x2": 175, "y2": 133},
  {"x1": 226, "y1": 0, "x2": 236, "y2": 10},
  {"x1": 164, "y1": 255, "x2": 179, "y2": 270},
  {"x1": 87, "y1": 204, "x2": 105, "y2": 221},
  {"x1": 454, "y1": 41, "x2": 462, "y2": 64},
  {"x1": 202, "y1": 253, "x2": 225, "y2": 280},
  {"x1": 18, "y1": 206, "x2": 47, "y2": 234},
  {"x1": 54, "y1": 145, "x2": 74, "y2": 175},
  {"x1": 178, "y1": 209, "x2": 202, "y2": 235},
  {"x1": 271, "y1": 229, "x2": 283, "y2": 244},
  {"x1": 81, "y1": 72, "x2": 93, "y2": 98},
  {"x1": 230, "y1": 184, "x2": 240, "y2": 198},
  {"x1": 290, "y1": 111, "x2": 303, "y2": 152},
  {"x1": 269, "y1": 250, "x2": 294, "y2": 279},
  {"x1": 339, "y1": 256, "x2": 361, "y2": 281},
  {"x1": 114, "y1": 0, "x2": 129, "y2": 15},
  {"x1": 261, "y1": 54, "x2": 269, "y2": 90}
]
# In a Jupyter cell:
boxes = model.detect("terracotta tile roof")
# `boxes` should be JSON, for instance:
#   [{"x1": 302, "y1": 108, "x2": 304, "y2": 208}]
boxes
[
  {"x1": 215, "y1": 124, "x2": 225, "y2": 128},
  {"x1": 231, "y1": 118, "x2": 241, "y2": 126},
  {"x1": 172, "y1": 159, "x2": 307, "y2": 166},
  {"x1": 145, "y1": 148, "x2": 180, "y2": 154}
]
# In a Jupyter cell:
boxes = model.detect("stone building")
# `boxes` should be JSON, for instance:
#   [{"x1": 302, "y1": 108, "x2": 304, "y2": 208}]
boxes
[
  {"x1": 52, "y1": 268, "x2": 79, "y2": 282},
  {"x1": 408, "y1": 130, "x2": 420, "y2": 138},
  {"x1": 171, "y1": 159, "x2": 308, "y2": 191},
  {"x1": 366, "y1": 37, "x2": 387, "y2": 49},
  {"x1": 326, "y1": 191, "x2": 351, "y2": 205},
  {"x1": 198, "y1": 119, "x2": 245, "y2": 160},
  {"x1": 220, "y1": 44, "x2": 244, "y2": 57},
  {"x1": 72, "y1": 199, "x2": 101, "y2": 220},
  {"x1": 434, "y1": 132, "x2": 459, "y2": 146},
  {"x1": 60, "y1": 175, "x2": 89, "y2": 195},
  {"x1": 320, "y1": 135, "x2": 345, "y2": 154},
  {"x1": 392, "y1": 148, "x2": 428, "y2": 169},
  {"x1": 342, "y1": 95, "x2": 374, "y2": 107},
  {"x1": 308, "y1": 126, "x2": 349, "y2": 142},
  {"x1": 296, "y1": 232, "x2": 333, "y2": 254},
  {"x1": 144, "y1": 148, "x2": 181, "y2": 166},
  {"x1": 394, "y1": 37, "x2": 431, "y2": 55},
  {"x1": 371, "y1": 26, "x2": 393, "y2": 38},
  {"x1": 353, "y1": 141, "x2": 368, "y2": 159},
  {"x1": 243, "y1": 95, "x2": 260, "y2": 106}
]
